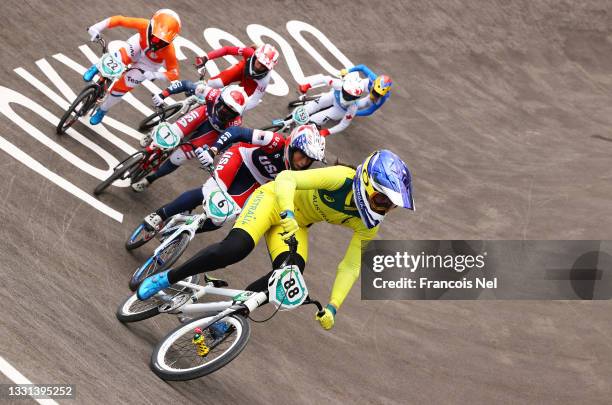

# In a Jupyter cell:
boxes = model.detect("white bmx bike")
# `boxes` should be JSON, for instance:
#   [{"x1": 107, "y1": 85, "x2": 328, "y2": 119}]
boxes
[{"x1": 116, "y1": 236, "x2": 324, "y2": 381}]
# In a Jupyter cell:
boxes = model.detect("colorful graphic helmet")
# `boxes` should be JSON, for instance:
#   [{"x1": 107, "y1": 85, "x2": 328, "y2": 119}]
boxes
[
  {"x1": 147, "y1": 9, "x2": 181, "y2": 51},
  {"x1": 247, "y1": 44, "x2": 280, "y2": 80},
  {"x1": 210, "y1": 85, "x2": 247, "y2": 129},
  {"x1": 352, "y1": 150, "x2": 414, "y2": 229},
  {"x1": 371, "y1": 74, "x2": 392, "y2": 98},
  {"x1": 284, "y1": 124, "x2": 326, "y2": 170},
  {"x1": 341, "y1": 71, "x2": 366, "y2": 104}
]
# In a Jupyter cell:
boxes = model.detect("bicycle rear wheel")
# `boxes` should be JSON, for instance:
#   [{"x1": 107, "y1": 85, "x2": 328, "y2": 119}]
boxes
[
  {"x1": 138, "y1": 104, "x2": 183, "y2": 132},
  {"x1": 94, "y1": 152, "x2": 145, "y2": 196},
  {"x1": 287, "y1": 95, "x2": 319, "y2": 108},
  {"x1": 56, "y1": 85, "x2": 97, "y2": 134},
  {"x1": 129, "y1": 232, "x2": 191, "y2": 291},
  {"x1": 150, "y1": 314, "x2": 250, "y2": 380}
]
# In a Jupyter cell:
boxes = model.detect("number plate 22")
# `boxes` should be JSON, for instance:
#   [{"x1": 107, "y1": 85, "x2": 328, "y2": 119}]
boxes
[
  {"x1": 97, "y1": 53, "x2": 126, "y2": 79},
  {"x1": 268, "y1": 265, "x2": 308, "y2": 310}
]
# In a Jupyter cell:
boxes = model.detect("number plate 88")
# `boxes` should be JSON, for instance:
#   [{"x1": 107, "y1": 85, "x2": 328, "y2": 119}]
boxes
[{"x1": 267, "y1": 265, "x2": 308, "y2": 310}]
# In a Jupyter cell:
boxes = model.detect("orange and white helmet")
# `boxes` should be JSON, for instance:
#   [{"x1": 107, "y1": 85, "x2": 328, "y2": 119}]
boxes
[
  {"x1": 247, "y1": 44, "x2": 280, "y2": 79},
  {"x1": 148, "y1": 9, "x2": 181, "y2": 50}
]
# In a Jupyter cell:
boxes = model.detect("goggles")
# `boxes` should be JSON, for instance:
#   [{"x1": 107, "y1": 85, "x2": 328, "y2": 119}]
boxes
[
  {"x1": 368, "y1": 190, "x2": 396, "y2": 212},
  {"x1": 149, "y1": 35, "x2": 169, "y2": 50},
  {"x1": 215, "y1": 101, "x2": 239, "y2": 123}
]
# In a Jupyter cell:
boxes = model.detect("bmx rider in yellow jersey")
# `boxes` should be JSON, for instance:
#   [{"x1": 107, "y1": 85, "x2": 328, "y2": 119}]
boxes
[{"x1": 137, "y1": 149, "x2": 415, "y2": 330}]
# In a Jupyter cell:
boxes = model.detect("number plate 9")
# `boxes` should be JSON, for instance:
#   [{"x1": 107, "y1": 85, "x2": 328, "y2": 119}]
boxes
[{"x1": 267, "y1": 265, "x2": 308, "y2": 310}]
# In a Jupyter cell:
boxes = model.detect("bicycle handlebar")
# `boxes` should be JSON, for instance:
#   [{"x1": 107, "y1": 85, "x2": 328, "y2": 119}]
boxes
[
  {"x1": 96, "y1": 36, "x2": 108, "y2": 53},
  {"x1": 273, "y1": 219, "x2": 324, "y2": 316},
  {"x1": 197, "y1": 66, "x2": 207, "y2": 81}
]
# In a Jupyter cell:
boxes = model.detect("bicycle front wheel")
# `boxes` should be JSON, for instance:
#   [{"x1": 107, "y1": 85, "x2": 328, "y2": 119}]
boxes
[
  {"x1": 94, "y1": 152, "x2": 145, "y2": 196},
  {"x1": 56, "y1": 85, "x2": 97, "y2": 134},
  {"x1": 129, "y1": 232, "x2": 191, "y2": 291},
  {"x1": 150, "y1": 314, "x2": 251, "y2": 380},
  {"x1": 138, "y1": 104, "x2": 183, "y2": 132}
]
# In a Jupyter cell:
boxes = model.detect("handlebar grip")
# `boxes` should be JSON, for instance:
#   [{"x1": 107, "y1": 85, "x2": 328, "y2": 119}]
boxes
[{"x1": 316, "y1": 310, "x2": 326, "y2": 318}]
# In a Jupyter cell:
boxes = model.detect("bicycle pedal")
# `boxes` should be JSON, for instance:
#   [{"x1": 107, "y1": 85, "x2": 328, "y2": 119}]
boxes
[{"x1": 204, "y1": 274, "x2": 228, "y2": 288}]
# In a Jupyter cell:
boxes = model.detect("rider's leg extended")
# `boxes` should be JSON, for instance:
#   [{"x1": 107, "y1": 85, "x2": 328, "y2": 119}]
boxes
[
  {"x1": 131, "y1": 146, "x2": 188, "y2": 192},
  {"x1": 144, "y1": 149, "x2": 253, "y2": 230},
  {"x1": 150, "y1": 187, "x2": 221, "y2": 233},
  {"x1": 157, "y1": 187, "x2": 204, "y2": 220},
  {"x1": 168, "y1": 187, "x2": 282, "y2": 283},
  {"x1": 303, "y1": 91, "x2": 334, "y2": 116},
  {"x1": 245, "y1": 225, "x2": 309, "y2": 292},
  {"x1": 90, "y1": 68, "x2": 145, "y2": 125},
  {"x1": 132, "y1": 131, "x2": 220, "y2": 192},
  {"x1": 307, "y1": 101, "x2": 346, "y2": 129},
  {"x1": 167, "y1": 227, "x2": 255, "y2": 283},
  {"x1": 137, "y1": 187, "x2": 281, "y2": 299},
  {"x1": 143, "y1": 187, "x2": 214, "y2": 232}
]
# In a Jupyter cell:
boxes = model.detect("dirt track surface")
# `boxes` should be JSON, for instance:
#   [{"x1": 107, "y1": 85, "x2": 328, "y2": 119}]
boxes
[{"x1": 0, "y1": 0, "x2": 611, "y2": 403}]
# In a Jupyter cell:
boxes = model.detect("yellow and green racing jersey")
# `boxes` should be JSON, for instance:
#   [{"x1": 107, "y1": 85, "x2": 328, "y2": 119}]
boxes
[{"x1": 266, "y1": 165, "x2": 379, "y2": 308}]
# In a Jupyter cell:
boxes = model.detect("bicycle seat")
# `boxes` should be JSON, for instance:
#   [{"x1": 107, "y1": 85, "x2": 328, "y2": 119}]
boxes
[{"x1": 204, "y1": 274, "x2": 228, "y2": 288}]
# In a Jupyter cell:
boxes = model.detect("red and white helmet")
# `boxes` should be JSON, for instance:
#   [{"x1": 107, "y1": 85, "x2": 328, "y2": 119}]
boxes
[
  {"x1": 210, "y1": 85, "x2": 247, "y2": 129},
  {"x1": 340, "y1": 71, "x2": 367, "y2": 105},
  {"x1": 247, "y1": 44, "x2": 279, "y2": 79}
]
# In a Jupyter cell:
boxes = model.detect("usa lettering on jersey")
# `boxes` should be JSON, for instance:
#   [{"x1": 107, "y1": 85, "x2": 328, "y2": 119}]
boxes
[
  {"x1": 258, "y1": 155, "x2": 278, "y2": 175},
  {"x1": 177, "y1": 109, "x2": 200, "y2": 127}
]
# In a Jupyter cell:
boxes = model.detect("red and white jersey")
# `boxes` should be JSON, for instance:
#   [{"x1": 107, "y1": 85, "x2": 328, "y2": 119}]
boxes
[{"x1": 205, "y1": 46, "x2": 272, "y2": 111}]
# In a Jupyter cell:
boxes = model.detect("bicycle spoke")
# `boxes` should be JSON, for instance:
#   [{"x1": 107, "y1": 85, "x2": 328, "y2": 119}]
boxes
[{"x1": 161, "y1": 323, "x2": 239, "y2": 371}]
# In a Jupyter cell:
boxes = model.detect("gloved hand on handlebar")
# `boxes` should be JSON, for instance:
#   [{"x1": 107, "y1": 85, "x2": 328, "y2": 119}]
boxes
[
  {"x1": 195, "y1": 55, "x2": 209, "y2": 69},
  {"x1": 195, "y1": 146, "x2": 216, "y2": 169},
  {"x1": 315, "y1": 304, "x2": 337, "y2": 330},
  {"x1": 87, "y1": 26, "x2": 101, "y2": 42},
  {"x1": 298, "y1": 83, "x2": 312, "y2": 94},
  {"x1": 279, "y1": 210, "x2": 299, "y2": 240},
  {"x1": 152, "y1": 93, "x2": 165, "y2": 107},
  {"x1": 339, "y1": 68, "x2": 348, "y2": 77}
]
